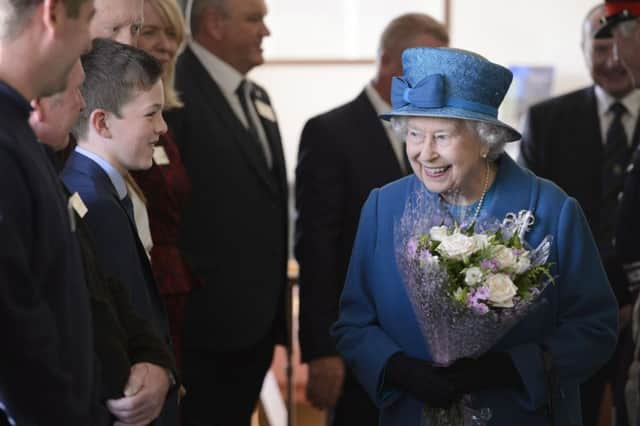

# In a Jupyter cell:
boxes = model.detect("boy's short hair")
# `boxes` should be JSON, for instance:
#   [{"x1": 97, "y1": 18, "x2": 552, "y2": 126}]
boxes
[{"x1": 74, "y1": 38, "x2": 163, "y2": 140}]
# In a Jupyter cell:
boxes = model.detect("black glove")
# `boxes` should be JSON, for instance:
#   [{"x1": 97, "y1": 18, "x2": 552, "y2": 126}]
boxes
[
  {"x1": 444, "y1": 352, "x2": 522, "y2": 394},
  {"x1": 384, "y1": 352, "x2": 460, "y2": 408}
]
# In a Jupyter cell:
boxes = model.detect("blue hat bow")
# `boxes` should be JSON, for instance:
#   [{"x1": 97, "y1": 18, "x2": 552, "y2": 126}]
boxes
[{"x1": 390, "y1": 74, "x2": 498, "y2": 118}]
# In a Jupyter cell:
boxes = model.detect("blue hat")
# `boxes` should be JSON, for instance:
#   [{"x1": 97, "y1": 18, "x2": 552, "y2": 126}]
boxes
[{"x1": 380, "y1": 47, "x2": 521, "y2": 142}]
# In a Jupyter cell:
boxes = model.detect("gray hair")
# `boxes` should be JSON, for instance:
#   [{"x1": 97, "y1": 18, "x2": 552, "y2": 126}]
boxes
[
  {"x1": 390, "y1": 116, "x2": 508, "y2": 161},
  {"x1": 189, "y1": 0, "x2": 227, "y2": 36}
]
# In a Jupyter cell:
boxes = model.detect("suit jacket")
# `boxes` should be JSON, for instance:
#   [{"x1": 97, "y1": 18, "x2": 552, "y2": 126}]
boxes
[
  {"x1": 168, "y1": 47, "x2": 288, "y2": 351},
  {"x1": 332, "y1": 155, "x2": 618, "y2": 426},
  {"x1": 295, "y1": 90, "x2": 406, "y2": 361},
  {"x1": 60, "y1": 181, "x2": 175, "y2": 402},
  {"x1": 0, "y1": 82, "x2": 93, "y2": 425},
  {"x1": 61, "y1": 151, "x2": 170, "y2": 341},
  {"x1": 519, "y1": 86, "x2": 640, "y2": 305},
  {"x1": 61, "y1": 151, "x2": 178, "y2": 425}
]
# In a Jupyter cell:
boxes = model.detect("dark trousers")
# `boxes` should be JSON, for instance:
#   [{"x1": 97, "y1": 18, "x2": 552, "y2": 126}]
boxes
[
  {"x1": 328, "y1": 369, "x2": 379, "y2": 426},
  {"x1": 181, "y1": 331, "x2": 275, "y2": 426}
]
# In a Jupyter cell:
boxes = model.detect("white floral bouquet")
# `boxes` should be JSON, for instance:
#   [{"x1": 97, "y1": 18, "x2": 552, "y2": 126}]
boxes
[
  {"x1": 394, "y1": 190, "x2": 554, "y2": 425},
  {"x1": 406, "y1": 222, "x2": 553, "y2": 317}
]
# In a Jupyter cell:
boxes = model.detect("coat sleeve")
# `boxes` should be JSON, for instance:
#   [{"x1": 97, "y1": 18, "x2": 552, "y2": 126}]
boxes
[
  {"x1": 507, "y1": 197, "x2": 618, "y2": 411},
  {"x1": 331, "y1": 190, "x2": 404, "y2": 408},
  {"x1": 0, "y1": 156, "x2": 87, "y2": 425},
  {"x1": 295, "y1": 117, "x2": 348, "y2": 361}
]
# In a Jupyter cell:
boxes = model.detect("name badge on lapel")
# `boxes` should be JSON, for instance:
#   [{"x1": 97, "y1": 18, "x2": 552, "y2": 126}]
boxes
[
  {"x1": 69, "y1": 192, "x2": 88, "y2": 218},
  {"x1": 254, "y1": 99, "x2": 276, "y2": 122},
  {"x1": 67, "y1": 192, "x2": 88, "y2": 232},
  {"x1": 152, "y1": 146, "x2": 170, "y2": 166}
]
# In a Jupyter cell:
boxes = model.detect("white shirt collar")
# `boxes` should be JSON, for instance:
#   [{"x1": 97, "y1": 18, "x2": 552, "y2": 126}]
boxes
[
  {"x1": 189, "y1": 40, "x2": 245, "y2": 96},
  {"x1": 75, "y1": 146, "x2": 128, "y2": 199},
  {"x1": 594, "y1": 85, "x2": 640, "y2": 120}
]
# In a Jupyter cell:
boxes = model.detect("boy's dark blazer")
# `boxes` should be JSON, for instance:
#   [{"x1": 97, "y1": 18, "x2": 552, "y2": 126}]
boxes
[{"x1": 61, "y1": 151, "x2": 170, "y2": 340}]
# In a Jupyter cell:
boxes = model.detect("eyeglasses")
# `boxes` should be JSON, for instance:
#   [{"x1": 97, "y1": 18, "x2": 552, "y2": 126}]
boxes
[{"x1": 405, "y1": 127, "x2": 455, "y2": 148}]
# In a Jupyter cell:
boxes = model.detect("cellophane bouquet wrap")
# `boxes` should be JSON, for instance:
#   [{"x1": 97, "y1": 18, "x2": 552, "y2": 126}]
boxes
[{"x1": 394, "y1": 190, "x2": 554, "y2": 425}]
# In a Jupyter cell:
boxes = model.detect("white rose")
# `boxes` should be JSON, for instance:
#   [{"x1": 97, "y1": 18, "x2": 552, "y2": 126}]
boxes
[
  {"x1": 492, "y1": 245, "x2": 517, "y2": 270},
  {"x1": 514, "y1": 254, "x2": 531, "y2": 274},
  {"x1": 485, "y1": 273, "x2": 518, "y2": 308},
  {"x1": 429, "y1": 225, "x2": 449, "y2": 242},
  {"x1": 472, "y1": 234, "x2": 490, "y2": 249},
  {"x1": 437, "y1": 233, "x2": 480, "y2": 260},
  {"x1": 464, "y1": 267, "x2": 483, "y2": 286}
]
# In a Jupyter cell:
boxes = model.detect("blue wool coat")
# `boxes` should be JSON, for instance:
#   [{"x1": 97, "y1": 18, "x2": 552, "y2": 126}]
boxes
[{"x1": 332, "y1": 155, "x2": 618, "y2": 425}]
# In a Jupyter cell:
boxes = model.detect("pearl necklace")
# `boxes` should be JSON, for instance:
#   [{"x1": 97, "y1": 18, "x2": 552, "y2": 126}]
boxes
[{"x1": 469, "y1": 160, "x2": 491, "y2": 225}]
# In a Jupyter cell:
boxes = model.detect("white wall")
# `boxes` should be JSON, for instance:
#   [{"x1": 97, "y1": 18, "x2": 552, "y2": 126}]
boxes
[{"x1": 250, "y1": 0, "x2": 601, "y2": 181}]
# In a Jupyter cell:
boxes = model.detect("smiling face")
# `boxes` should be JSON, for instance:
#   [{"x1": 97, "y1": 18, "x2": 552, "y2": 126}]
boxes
[
  {"x1": 137, "y1": 0, "x2": 179, "y2": 68},
  {"x1": 104, "y1": 80, "x2": 167, "y2": 173},
  {"x1": 90, "y1": 0, "x2": 144, "y2": 46},
  {"x1": 404, "y1": 116, "x2": 489, "y2": 204},
  {"x1": 583, "y1": 7, "x2": 633, "y2": 98}
]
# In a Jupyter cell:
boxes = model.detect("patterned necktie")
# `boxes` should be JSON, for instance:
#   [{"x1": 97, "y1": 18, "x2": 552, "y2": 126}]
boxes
[
  {"x1": 601, "y1": 102, "x2": 629, "y2": 251},
  {"x1": 604, "y1": 102, "x2": 629, "y2": 185},
  {"x1": 236, "y1": 80, "x2": 273, "y2": 168}
]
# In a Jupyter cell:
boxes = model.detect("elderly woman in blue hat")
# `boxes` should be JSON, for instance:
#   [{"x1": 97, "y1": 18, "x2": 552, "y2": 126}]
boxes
[{"x1": 332, "y1": 47, "x2": 618, "y2": 425}]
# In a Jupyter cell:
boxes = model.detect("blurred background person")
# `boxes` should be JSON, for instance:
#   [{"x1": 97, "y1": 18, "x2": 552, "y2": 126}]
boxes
[
  {"x1": 295, "y1": 12, "x2": 449, "y2": 425},
  {"x1": 0, "y1": 0, "x2": 95, "y2": 424},
  {"x1": 519, "y1": 4, "x2": 639, "y2": 424},
  {"x1": 170, "y1": 0, "x2": 289, "y2": 424},
  {"x1": 133, "y1": 0, "x2": 200, "y2": 375},
  {"x1": 597, "y1": 0, "x2": 640, "y2": 423}
]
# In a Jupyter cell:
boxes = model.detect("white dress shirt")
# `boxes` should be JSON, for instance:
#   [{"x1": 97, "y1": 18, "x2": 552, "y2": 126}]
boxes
[{"x1": 189, "y1": 41, "x2": 272, "y2": 167}]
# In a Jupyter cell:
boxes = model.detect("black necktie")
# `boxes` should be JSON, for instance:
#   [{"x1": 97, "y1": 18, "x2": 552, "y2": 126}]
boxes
[
  {"x1": 236, "y1": 80, "x2": 272, "y2": 168},
  {"x1": 121, "y1": 193, "x2": 134, "y2": 222},
  {"x1": 604, "y1": 102, "x2": 629, "y2": 192},
  {"x1": 601, "y1": 102, "x2": 629, "y2": 251},
  {"x1": 236, "y1": 80, "x2": 259, "y2": 140}
]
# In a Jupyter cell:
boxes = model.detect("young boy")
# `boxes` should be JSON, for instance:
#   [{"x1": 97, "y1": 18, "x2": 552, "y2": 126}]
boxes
[{"x1": 61, "y1": 38, "x2": 176, "y2": 425}]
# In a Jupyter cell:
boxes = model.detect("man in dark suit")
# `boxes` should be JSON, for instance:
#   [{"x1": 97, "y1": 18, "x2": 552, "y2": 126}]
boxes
[
  {"x1": 168, "y1": 0, "x2": 288, "y2": 424},
  {"x1": 597, "y1": 1, "x2": 640, "y2": 422},
  {"x1": 519, "y1": 5, "x2": 639, "y2": 424},
  {"x1": 0, "y1": 0, "x2": 95, "y2": 424},
  {"x1": 294, "y1": 13, "x2": 449, "y2": 425},
  {"x1": 30, "y1": 58, "x2": 178, "y2": 426},
  {"x1": 62, "y1": 39, "x2": 177, "y2": 425}
]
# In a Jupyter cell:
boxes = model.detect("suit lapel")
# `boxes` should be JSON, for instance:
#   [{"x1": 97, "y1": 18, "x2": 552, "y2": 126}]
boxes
[{"x1": 183, "y1": 48, "x2": 280, "y2": 198}]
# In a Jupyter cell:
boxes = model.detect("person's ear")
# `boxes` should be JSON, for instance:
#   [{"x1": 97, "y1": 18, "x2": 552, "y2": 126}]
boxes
[
  {"x1": 91, "y1": 109, "x2": 112, "y2": 138},
  {"x1": 30, "y1": 99, "x2": 44, "y2": 122},
  {"x1": 42, "y1": 0, "x2": 65, "y2": 35},
  {"x1": 202, "y1": 7, "x2": 227, "y2": 41}
]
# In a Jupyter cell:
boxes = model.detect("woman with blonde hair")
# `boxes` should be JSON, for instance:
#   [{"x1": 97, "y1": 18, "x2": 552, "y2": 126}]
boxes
[{"x1": 133, "y1": 0, "x2": 200, "y2": 374}]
